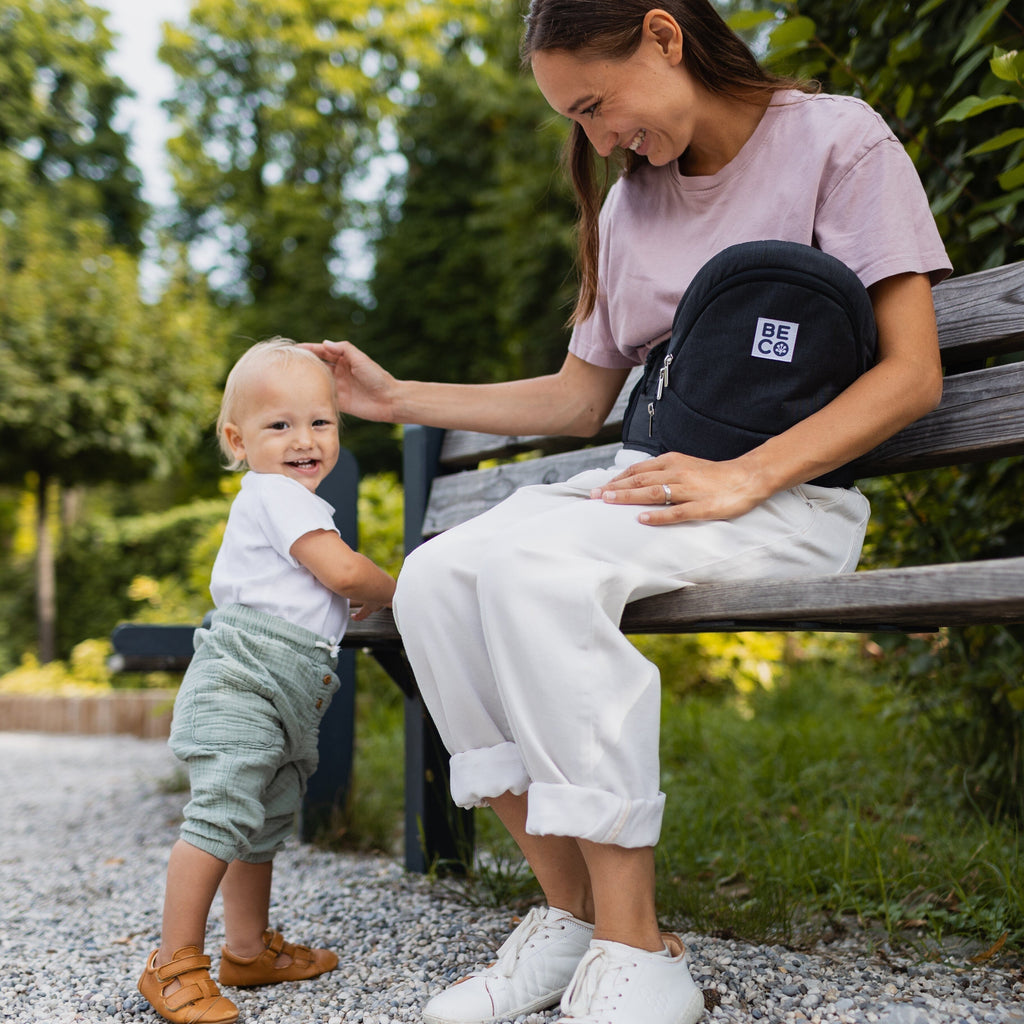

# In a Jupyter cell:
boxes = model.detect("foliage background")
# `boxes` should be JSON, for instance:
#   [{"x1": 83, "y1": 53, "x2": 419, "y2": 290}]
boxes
[{"x1": 0, "y1": 0, "x2": 1022, "y2": 949}]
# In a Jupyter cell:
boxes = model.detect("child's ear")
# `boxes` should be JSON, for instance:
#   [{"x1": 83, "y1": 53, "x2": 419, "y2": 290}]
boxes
[{"x1": 222, "y1": 422, "x2": 246, "y2": 461}]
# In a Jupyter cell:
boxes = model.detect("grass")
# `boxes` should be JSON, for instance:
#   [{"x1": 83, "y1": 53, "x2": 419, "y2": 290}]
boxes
[
  {"x1": 654, "y1": 650, "x2": 1023, "y2": 956},
  {"x1": 325, "y1": 642, "x2": 1023, "y2": 960}
]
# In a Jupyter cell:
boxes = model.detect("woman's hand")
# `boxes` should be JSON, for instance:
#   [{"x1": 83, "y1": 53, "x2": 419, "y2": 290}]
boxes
[
  {"x1": 591, "y1": 451, "x2": 771, "y2": 525},
  {"x1": 303, "y1": 339, "x2": 397, "y2": 422}
]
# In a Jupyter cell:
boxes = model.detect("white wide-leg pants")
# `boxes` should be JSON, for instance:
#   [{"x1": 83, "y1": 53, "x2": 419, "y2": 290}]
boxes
[{"x1": 392, "y1": 454, "x2": 870, "y2": 849}]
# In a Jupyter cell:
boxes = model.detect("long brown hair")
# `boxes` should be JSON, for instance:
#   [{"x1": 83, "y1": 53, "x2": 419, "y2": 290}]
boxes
[{"x1": 521, "y1": 0, "x2": 811, "y2": 324}]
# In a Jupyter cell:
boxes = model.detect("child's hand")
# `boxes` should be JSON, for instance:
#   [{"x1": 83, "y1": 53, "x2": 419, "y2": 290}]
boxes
[{"x1": 349, "y1": 600, "x2": 390, "y2": 621}]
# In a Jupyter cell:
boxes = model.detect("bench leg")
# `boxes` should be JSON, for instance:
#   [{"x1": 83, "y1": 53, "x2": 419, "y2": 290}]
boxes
[
  {"x1": 299, "y1": 649, "x2": 356, "y2": 842},
  {"x1": 404, "y1": 692, "x2": 474, "y2": 874}
]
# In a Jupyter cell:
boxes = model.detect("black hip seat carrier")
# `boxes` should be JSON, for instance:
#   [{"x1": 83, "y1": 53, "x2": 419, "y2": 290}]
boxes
[{"x1": 621, "y1": 239, "x2": 879, "y2": 488}]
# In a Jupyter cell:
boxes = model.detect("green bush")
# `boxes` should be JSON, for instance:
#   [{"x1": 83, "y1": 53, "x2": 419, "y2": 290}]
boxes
[
  {"x1": 0, "y1": 639, "x2": 115, "y2": 695},
  {"x1": 54, "y1": 494, "x2": 229, "y2": 656},
  {"x1": 859, "y1": 465, "x2": 1024, "y2": 821}
]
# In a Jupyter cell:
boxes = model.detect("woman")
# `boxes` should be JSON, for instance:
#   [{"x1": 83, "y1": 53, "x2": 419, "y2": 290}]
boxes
[{"x1": 312, "y1": 3, "x2": 951, "y2": 1022}]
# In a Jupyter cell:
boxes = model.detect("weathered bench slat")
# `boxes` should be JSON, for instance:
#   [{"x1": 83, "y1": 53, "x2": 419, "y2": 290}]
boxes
[
  {"x1": 849, "y1": 361, "x2": 1024, "y2": 472},
  {"x1": 108, "y1": 623, "x2": 197, "y2": 673},
  {"x1": 423, "y1": 361, "x2": 1024, "y2": 536},
  {"x1": 618, "y1": 556, "x2": 1024, "y2": 633},
  {"x1": 342, "y1": 555, "x2": 1024, "y2": 646},
  {"x1": 930, "y1": 261, "x2": 1024, "y2": 362},
  {"x1": 424, "y1": 442, "x2": 621, "y2": 535}
]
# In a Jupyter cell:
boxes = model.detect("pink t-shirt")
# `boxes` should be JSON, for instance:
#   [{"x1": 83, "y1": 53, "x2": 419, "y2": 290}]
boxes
[{"x1": 569, "y1": 90, "x2": 952, "y2": 370}]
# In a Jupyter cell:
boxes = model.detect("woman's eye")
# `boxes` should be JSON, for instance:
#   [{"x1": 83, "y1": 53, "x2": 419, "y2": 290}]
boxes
[{"x1": 580, "y1": 102, "x2": 599, "y2": 118}]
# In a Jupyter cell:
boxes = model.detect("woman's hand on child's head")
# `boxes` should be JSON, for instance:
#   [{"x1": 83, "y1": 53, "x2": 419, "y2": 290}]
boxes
[{"x1": 300, "y1": 339, "x2": 398, "y2": 423}]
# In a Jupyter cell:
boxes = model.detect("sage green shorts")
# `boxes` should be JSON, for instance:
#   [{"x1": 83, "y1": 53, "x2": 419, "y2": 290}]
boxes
[{"x1": 169, "y1": 604, "x2": 340, "y2": 863}]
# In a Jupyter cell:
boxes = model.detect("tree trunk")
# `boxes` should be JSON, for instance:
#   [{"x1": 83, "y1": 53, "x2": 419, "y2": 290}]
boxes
[{"x1": 35, "y1": 471, "x2": 57, "y2": 663}]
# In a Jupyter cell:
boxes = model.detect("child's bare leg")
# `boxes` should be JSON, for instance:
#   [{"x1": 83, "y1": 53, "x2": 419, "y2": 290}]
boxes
[
  {"x1": 154, "y1": 839, "x2": 229, "y2": 990},
  {"x1": 217, "y1": 857, "x2": 339, "y2": 986},
  {"x1": 221, "y1": 859, "x2": 276, "y2": 959}
]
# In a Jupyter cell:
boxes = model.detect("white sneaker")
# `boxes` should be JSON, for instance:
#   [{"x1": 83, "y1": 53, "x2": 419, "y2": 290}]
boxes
[
  {"x1": 555, "y1": 933, "x2": 705, "y2": 1024},
  {"x1": 422, "y1": 906, "x2": 594, "y2": 1024}
]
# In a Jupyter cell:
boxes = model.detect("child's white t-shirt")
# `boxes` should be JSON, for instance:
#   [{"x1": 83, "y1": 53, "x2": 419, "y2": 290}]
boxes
[
  {"x1": 210, "y1": 472, "x2": 349, "y2": 641},
  {"x1": 569, "y1": 90, "x2": 953, "y2": 370}
]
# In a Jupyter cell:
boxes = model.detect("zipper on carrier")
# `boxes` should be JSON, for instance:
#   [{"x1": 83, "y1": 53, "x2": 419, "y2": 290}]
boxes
[
  {"x1": 648, "y1": 351, "x2": 674, "y2": 438},
  {"x1": 655, "y1": 352, "x2": 673, "y2": 400}
]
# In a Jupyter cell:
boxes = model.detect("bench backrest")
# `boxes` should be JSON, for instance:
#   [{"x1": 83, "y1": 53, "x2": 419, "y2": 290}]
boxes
[{"x1": 415, "y1": 261, "x2": 1024, "y2": 539}]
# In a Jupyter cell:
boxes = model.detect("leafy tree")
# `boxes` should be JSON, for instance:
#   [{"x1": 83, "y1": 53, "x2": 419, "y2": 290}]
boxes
[
  {"x1": 739, "y1": 0, "x2": 1023, "y2": 271},
  {"x1": 159, "y1": 0, "x2": 491, "y2": 364},
  {"x1": 0, "y1": 205, "x2": 222, "y2": 660},
  {"x1": 0, "y1": 0, "x2": 147, "y2": 251},
  {"x1": 365, "y1": 3, "x2": 576, "y2": 385},
  {"x1": 355, "y1": 0, "x2": 578, "y2": 467}
]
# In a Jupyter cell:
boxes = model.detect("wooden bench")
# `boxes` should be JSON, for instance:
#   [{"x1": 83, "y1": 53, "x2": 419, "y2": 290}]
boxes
[{"x1": 112, "y1": 259, "x2": 1024, "y2": 873}]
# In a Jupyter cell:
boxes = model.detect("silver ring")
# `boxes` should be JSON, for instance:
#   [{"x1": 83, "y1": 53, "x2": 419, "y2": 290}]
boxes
[{"x1": 662, "y1": 484, "x2": 672, "y2": 505}]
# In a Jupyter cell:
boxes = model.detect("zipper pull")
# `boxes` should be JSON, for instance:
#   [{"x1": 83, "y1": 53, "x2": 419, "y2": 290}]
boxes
[
  {"x1": 647, "y1": 401, "x2": 655, "y2": 437},
  {"x1": 656, "y1": 352, "x2": 673, "y2": 400}
]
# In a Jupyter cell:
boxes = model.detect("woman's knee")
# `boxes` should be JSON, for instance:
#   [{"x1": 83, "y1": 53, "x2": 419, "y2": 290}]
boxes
[
  {"x1": 395, "y1": 537, "x2": 454, "y2": 605},
  {"x1": 393, "y1": 532, "x2": 482, "y2": 637}
]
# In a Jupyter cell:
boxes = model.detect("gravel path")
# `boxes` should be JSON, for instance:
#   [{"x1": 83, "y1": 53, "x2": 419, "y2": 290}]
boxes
[{"x1": 0, "y1": 731, "x2": 1021, "y2": 1024}]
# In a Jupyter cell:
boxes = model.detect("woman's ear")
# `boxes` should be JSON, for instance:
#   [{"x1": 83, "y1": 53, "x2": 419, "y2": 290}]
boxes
[{"x1": 644, "y1": 9, "x2": 684, "y2": 63}]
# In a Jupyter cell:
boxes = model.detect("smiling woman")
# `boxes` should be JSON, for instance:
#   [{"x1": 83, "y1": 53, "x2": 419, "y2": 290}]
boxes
[{"x1": 304, "y1": 0, "x2": 952, "y2": 1021}]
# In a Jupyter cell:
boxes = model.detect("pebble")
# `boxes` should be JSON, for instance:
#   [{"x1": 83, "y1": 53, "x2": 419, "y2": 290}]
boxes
[{"x1": 1, "y1": 732, "x2": 1022, "y2": 1023}]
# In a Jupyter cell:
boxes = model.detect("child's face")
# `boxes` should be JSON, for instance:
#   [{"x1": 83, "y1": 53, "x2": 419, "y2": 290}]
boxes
[{"x1": 222, "y1": 360, "x2": 340, "y2": 493}]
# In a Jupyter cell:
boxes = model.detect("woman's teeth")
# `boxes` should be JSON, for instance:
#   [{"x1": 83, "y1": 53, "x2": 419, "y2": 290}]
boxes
[{"x1": 628, "y1": 129, "x2": 646, "y2": 152}]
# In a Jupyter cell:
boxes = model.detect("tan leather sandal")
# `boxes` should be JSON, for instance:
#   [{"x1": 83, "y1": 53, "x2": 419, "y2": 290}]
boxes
[
  {"x1": 138, "y1": 946, "x2": 239, "y2": 1024},
  {"x1": 218, "y1": 928, "x2": 339, "y2": 987}
]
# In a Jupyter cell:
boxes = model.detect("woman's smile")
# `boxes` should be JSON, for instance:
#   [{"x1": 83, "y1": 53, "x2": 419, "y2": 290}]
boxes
[{"x1": 627, "y1": 128, "x2": 648, "y2": 153}]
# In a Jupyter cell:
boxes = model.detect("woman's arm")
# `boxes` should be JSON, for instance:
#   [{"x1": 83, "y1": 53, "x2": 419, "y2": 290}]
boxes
[
  {"x1": 290, "y1": 530, "x2": 397, "y2": 620},
  {"x1": 306, "y1": 341, "x2": 631, "y2": 439},
  {"x1": 598, "y1": 272, "x2": 943, "y2": 524}
]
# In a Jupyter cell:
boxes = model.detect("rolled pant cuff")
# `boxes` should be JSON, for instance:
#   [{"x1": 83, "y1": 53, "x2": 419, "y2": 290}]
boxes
[
  {"x1": 525, "y1": 782, "x2": 666, "y2": 848},
  {"x1": 178, "y1": 827, "x2": 239, "y2": 865},
  {"x1": 449, "y1": 742, "x2": 530, "y2": 808}
]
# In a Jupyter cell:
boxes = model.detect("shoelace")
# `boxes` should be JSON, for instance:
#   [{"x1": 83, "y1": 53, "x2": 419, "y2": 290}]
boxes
[
  {"x1": 560, "y1": 945, "x2": 628, "y2": 1018},
  {"x1": 489, "y1": 907, "x2": 562, "y2": 979}
]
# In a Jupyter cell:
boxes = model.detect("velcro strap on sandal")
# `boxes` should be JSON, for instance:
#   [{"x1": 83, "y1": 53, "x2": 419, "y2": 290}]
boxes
[
  {"x1": 155, "y1": 952, "x2": 212, "y2": 981},
  {"x1": 164, "y1": 976, "x2": 222, "y2": 1012}
]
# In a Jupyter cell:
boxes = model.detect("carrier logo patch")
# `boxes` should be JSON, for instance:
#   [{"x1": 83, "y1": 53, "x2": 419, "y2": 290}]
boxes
[{"x1": 752, "y1": 317, "x2": 798, "y2": 363}]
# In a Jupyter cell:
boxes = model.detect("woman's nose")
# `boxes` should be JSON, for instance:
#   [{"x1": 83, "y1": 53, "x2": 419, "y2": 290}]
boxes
[{"x1": 582, "y1": 121, "x2": 617, "y2": 158}]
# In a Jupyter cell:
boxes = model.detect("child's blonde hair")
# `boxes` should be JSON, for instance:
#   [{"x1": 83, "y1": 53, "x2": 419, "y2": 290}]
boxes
[{"x1": 216, "y1": 337, "x2": 338, "y2": 471}]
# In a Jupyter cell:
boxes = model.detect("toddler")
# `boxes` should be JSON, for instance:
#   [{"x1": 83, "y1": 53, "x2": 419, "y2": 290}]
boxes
[{"x1": 138, "y1": 339, "x2": 396, "y2": 1024}]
